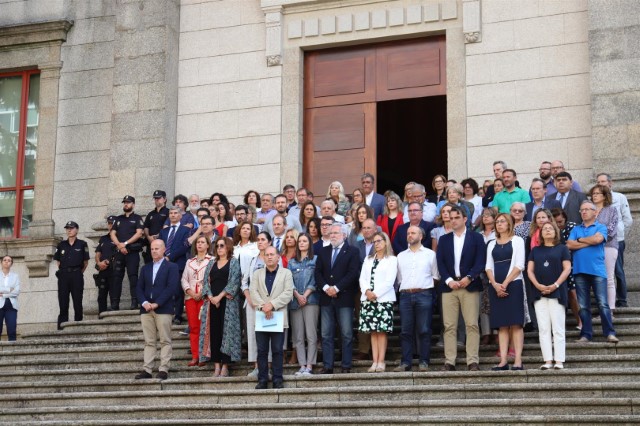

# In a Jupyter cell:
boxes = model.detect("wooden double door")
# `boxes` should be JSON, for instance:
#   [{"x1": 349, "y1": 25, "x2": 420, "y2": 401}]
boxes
[{"x1": 303, "y1": 36, "x2": 446, "y2": 195}]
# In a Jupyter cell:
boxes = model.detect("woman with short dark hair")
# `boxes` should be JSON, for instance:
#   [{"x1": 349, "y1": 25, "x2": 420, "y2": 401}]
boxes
[{"x1": 0, "y1": 255, "x2": 20, "y2": 341}]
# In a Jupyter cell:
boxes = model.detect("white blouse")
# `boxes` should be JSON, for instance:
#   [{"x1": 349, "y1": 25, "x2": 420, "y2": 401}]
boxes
[{"x1": 1, "y1": 271, "x2": 20, "y2": 310}]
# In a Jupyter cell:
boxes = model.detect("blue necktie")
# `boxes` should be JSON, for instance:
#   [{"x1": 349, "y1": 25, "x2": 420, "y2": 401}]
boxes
[
  {"x1": 331, "y1": 247, "x2": 339, "y2": 268},
  {"x1": 558, "y1": 193, "x2": 566, "y2": 208},
  {"x1": 275, "y1": 237, "x2": 281, "y2": 251},
  {"x1": 167, "y1": 225, "x2": 176, "y2": 249}
]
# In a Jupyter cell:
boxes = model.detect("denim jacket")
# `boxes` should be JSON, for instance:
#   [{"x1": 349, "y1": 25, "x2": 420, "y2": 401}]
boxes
[{"x1": 287, "y1": 255, "x2": 318, "y2": 309}]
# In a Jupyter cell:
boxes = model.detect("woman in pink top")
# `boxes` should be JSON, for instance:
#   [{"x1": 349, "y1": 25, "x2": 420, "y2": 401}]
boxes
[{"x1": 181, "y1": 235, "x2": 213, "y2": 366}]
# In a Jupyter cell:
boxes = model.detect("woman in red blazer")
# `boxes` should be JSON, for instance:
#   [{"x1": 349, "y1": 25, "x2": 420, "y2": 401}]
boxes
[{"x1": 376, "y1": 191, "x2": 404, "y2": 243}]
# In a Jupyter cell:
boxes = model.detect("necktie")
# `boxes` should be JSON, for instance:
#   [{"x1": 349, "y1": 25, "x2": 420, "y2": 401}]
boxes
[
  {"x1": 558, "y1": 193, "x2": 566, "y2": 208},
  {"x1": 331, "y1": 247, "x2": 340, "y2": 268},
  {"x1": 167, "y1": 225, "x2": 176, "y2": 249},
  {"x1": 275, "y1": 237, "x2": 281, "y2": 251}
]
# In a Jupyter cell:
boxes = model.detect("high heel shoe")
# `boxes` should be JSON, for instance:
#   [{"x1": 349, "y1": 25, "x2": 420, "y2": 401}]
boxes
[
  {"x1": 213, "y1": 367, "x2": 221, "y2": 377},
  {"x1": 187, "y1": 359, "x2": 198, "y2": 367},
  {"x1": 367, "y1": 363, "x2": 378, "y2": 373},
  {"x1": 375, "y1": 363, "x2": 386, "y2": 372}
]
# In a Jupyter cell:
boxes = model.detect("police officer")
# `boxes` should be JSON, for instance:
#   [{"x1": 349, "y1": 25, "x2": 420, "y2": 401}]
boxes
[
  {"x1": 143, "y1": 190, "x2": 169, "y2": 264},
  {"x1": 53, "y1": 221, "x2": 89, "y2": 330},
  {"x1": 95, "y1": 215, "x2": 117, "y2": 314},
  {"x1": 110, "y1": 195, "x2": 145, "y2": 310}
]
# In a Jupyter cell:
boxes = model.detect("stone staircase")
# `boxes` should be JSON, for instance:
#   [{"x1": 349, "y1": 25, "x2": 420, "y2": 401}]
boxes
[{"x1": 2, "y1": 303, "x2": 640, "y2": 424}]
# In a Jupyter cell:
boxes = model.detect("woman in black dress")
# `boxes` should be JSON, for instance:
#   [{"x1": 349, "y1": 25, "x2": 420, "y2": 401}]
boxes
[
  {"x1": 486, "y1": 214, "x2": 528, "y2": 371},
  {"x1": 528, "y1": 222, "x2": 572, "y2": 370}
]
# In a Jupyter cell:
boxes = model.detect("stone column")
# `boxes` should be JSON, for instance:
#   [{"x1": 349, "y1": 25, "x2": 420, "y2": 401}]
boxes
[
  {"x1": 588, "y1": 0, "x2": 640, "y2": 284},
  {"x1": 109, "y1": 0, "x2": 180, "y2": 212}
]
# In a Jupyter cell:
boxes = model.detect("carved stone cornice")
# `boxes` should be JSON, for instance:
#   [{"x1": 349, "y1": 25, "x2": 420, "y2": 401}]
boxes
[
  {"x1": 0, "y1": 20, "x2": 73, "y2": 49},
  {"x1": 1, "y1": 237, "x2": 61, "y2": 278},
  {"x1": 462, "y1": 0, "x2": 482, "y2": 44}
]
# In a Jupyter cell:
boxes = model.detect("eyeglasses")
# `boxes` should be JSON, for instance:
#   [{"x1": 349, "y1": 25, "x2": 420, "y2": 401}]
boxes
[
  {"x1": 511, "y1": 209, "x2": 524, "y2": 213},
  {"x1": 372, "y1": 239, "x2": 384, "y2": 244},
  {"x1": 591, "y1": 192, "x2": 603, "y2": 196},
  {"x1": 321, "y1": 223, "x2": 332, "y2": 227},
  {"x1": 216, "y1": 244, "x2": 226, "y2": 249},
  {"x1": 495, "y1": 220, "x2": 508, "y2": 224}
]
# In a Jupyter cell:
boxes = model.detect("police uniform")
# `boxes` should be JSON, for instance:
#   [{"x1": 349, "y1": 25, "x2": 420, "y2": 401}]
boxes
[
  {"x1": 95, "y1": 216, "x2": 117, "y2": 313},
  {"x1": 111, "y1": 195, "x2": 145, "y2": 310},
  {"x1": 142, "y1": 190, "x2": 169, "y2": 264},
  {"x1": 53, "y1": 221, "x2": 89, "y2": 329}
]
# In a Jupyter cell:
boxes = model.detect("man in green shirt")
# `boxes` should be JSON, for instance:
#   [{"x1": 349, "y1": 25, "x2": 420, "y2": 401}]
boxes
[{"x1": 492, "y1": 169, "x2": 531, "y2": 213}]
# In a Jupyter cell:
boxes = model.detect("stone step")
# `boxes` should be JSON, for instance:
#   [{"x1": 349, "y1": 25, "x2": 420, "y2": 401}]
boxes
[
  {"x1": 0, "y1": 397, "x2": 637, "y2": 421},
  {"x1": 2, "y1": 381, "x2": 640, "y2": 409}
]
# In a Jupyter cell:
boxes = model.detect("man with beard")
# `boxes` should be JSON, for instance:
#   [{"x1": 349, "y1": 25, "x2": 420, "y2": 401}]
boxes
[
  {"x1": 547, "y1": 160, "x2": 583, "y2": 196},
  {"x1": 263, "y1": 194, "x2": 303, "y2": 234},
  {"x1": 110, "y1": 195, "x2": 145, "y2": 310}
]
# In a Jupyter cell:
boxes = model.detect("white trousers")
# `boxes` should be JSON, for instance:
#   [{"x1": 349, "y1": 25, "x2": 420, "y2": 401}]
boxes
[
  {"x1": 534, "y1": 297, "x2": 566, "y2": 362},
  {"x1": 604, "y1": 246, "x2": 618, "y2": 310}
]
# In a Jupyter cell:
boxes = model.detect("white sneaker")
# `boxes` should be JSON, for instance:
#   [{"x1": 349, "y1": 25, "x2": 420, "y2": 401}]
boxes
[
  {"x1": 294, "y1": 367, "x2": 306, "y2": 376},
  {"x1": 302, "y1": 368, "x2": 313, "y2": 376},
  {"x1": 247, "y1": 368, "x2": 259, "y2": 378}
]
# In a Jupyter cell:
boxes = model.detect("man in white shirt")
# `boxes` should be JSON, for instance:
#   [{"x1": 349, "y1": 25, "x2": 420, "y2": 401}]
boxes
[
  {"x1": 402, "y1": 183, "x2": 437, "y2": 222},
  {"x1": 270, "y1": 215, "x2": 287, "y2": 251},
  {"x1": 597, "y1": 173, "x2": 633, "y2": 307},
  {"x1": 394, "y1": 226, "x2": 439, "y2": 372}
]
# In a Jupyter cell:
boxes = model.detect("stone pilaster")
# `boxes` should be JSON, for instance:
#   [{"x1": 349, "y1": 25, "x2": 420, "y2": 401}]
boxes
[{"x1": 109, "y1": 0, "x2": 180, "y2": 213}]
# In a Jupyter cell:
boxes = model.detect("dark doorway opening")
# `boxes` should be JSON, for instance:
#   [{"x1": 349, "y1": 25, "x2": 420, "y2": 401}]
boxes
[{"x1": 376, "y1": 95, "x2": 448, "y2": 198}]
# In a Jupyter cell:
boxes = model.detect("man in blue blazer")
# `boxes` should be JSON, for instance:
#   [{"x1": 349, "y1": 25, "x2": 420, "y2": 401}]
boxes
[
  {"x1": 134, "y1": 239, "x2": 180, "y2": 380},
  {"x1": 314, "y1": 223, "x2": 362, "y2": 374},
  {"x1": 436, "y1": 206, "x2": 486, "y2": 372},
  {"x1": 160, "y1": 206, "x2": 192, "y2": 324},
  {"x1": 361, "y1": 173, "x2": 386, "y2": 219},
  {"x1": 392, "y1": 202, "x2": 436, "y2": 254}
]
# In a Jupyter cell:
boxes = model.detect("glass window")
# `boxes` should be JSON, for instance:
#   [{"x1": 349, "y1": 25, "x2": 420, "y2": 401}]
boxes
[{"x1": 0, "y1": 70, "x2": 39, "y2": 238}]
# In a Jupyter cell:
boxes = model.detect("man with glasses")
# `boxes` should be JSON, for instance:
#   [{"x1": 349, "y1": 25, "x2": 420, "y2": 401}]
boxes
[
  {"x1": 394, "y1": 225, "x2": 439, "y2": 372},
  {"x1": 226, "y1": 205, "x2": 259, "y2": 237},
  {"x1": 492, "y1": 169, "x2": 531, "y2": 214},
  {"x1": 525, "y1": 178, "x2": 561, "y2": 221},
  {"x1": 256, "y1": 194, "x2": 276, "y2": 225},
  {"x1": 282, "y1": 184, "x2": 297, "y2": 212},
  {"x1": 547, "y1": 160, "x2": 583, "y2": 195},
  {"x1": 545, "y1": 171, "x2": 586, "y2": 224},
  {"x1": 567, "y1": 200, "x2": 618, "y2": 343},
  {"x1": 313, "y1": 216, "x2": 335, "y2": 253},
  {"x1": 436, "y1": 206, "x2": 486, "y2": 371},
  {"x1": 315, "y1": 224, "x2": 361, "y2": 374},
  {"x1": 596, "y1": 173, "x2": 633, "y2": 308},
  {"x1": 393, "y1": 202, "x2": 436, "y2": 255},
  {"x1": 402, "y1": 183, "x2": 437, "y2": 222}
]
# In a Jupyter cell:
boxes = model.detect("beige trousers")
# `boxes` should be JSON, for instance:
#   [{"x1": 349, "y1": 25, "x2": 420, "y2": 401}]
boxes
[
  {"x1": 442, "y1": 289, "x2": 480, "y2": 366},
  {"x1": 141, "y1": 311, "x2": 173, "y2": 373}
]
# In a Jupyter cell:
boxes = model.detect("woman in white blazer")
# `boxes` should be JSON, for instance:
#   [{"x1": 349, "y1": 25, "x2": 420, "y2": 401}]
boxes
[
  {"x1": 359, "y1": 232, "x2": 397, "y2": 372},
  {"x1": 1, "y1": 255, "x2": 20, "y2": 341}
]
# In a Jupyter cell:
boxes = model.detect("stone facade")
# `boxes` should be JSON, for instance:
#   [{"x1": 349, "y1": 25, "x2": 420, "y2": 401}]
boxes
[{"x1": 0, "y1": 0, "x2": 638, "y2": 330}]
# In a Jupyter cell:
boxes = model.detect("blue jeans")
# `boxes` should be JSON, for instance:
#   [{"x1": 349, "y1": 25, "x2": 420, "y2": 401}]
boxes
[
  {"x1": 256, "y1": 331, "x2": 284, "y2": 383},
  {"x1": 615, "y1": 241, "x2": 628, "y2": 306},
  {"x1": 399, "y1": 290, "x2": 433, "y2": 366},
  {"x1": 574, "y1": 273, "x2": 615, "y2": 340},
  {"x1": 321, "y1": 304, "x2": 353, "y2": 369},
  {"x1": 0, "y1": 299, "x2": 17, "y2": 341}
]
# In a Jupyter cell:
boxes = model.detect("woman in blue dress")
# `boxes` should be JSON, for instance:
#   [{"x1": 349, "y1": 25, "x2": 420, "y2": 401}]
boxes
[{"x1": 486, "y1": 213, "x2": 528, "y2": 371}]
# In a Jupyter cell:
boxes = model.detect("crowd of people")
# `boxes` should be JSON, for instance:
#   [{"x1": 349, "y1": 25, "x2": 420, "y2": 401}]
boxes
[{"x1": 4, "y1": 160, "x2": 632, "y2": 390}]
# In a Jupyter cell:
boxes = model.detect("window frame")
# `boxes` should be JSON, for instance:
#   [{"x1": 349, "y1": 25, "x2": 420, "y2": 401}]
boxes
[{"x1": 0, "y1": 68, "x2": 39, "y2": 239}]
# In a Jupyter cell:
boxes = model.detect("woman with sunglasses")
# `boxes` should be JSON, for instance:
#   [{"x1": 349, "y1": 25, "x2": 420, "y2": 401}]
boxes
[
  {"x1": 510, "y1": 202, "x2": 531, "y2": 240},
  {"x1": 199, "y1": 237, "x2": 241, "y2": 377}
]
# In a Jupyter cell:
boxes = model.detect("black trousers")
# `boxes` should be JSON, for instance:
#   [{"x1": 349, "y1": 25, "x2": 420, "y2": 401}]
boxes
[
  {"x1": 96, "y1": 268, "x2": 113, "y2": 313},
  {"x1": 111, "y1": 251, "x2": 140, "y2": 307},
  {"x1": 58, "y1": 270, "x2": 84, "y2": 326}
]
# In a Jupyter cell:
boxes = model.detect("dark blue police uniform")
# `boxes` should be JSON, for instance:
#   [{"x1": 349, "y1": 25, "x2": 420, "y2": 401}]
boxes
[
  {"x1": 95, "y1": 216, "x2": 117, "y2": 313},
  {"x1": 53, "y1": 221, "x2": 89, "y2": 329}
]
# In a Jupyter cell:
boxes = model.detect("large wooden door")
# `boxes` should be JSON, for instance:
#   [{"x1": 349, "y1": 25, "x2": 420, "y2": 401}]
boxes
[{"x1": 303, "y1": 36, "x2": 446, "y2": 194}]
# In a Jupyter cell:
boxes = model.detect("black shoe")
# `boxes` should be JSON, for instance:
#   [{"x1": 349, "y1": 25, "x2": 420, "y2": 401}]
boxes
[
  {"x1": 135, "y1": 371, "x2": 153, "y2": 379},
  {"x1": 173, "y1": 318, "x2": 182, "y2": 325},
  {"x1": 273, "y1": 381, "x2": 284, "y2": 389},
  {"x1": 491, "y1": 364, "x2": 510, "y2": 371},
  {"x1": 156, "y1": 371, "x2": 168, "y2": 380},
  {"x1": 255, "y1": 381, "x2": 268, "y2": 389},
  {"x1": 57, "y1": 323, "x2": 63, "y2": 331},
  {"x1": 468, "y1": 363, "x2": 480, "y2": 371},
  {"x1": 319, "y1": 368, "x2": 333, "y2": 374},
  {"x1": 110, "y1": 305, "x2": 120, "y2": 311},
  {"x1": 130, "y1": 303, "x2": 139, "y2": 310},
  {"x1": 616, "y1": 302, "x2": 629, "y2": 308},
  {"x1": 511, "y1": 365, "x2": 525, "y2": 371},
  {"x1": 341, "y1": 368, "x2": 351, "y2": 374},
  {"x1": 442, "y1": 363, "x2": 456, "y2": 371}
]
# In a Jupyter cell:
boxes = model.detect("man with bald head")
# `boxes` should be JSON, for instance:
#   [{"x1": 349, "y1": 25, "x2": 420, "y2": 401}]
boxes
[
  {"x1": 134, "y1": 239, "x2": 180, "y2": 380},
  {"x1": 547, "y1": 160, "x2": 582, "y2": 196}
]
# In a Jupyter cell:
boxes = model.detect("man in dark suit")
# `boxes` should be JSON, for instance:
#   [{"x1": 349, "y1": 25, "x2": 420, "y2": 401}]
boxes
[
  {"x1": 545, "y1": 171, "x2": 587, "y2": 224},
  {"x1": 361, "y1": 172, "x2": 386, "y2": 219},
  {"x1": 436, "y1": 206, "x2": 486, "y2": 371},
  {"x1": 159, "y1": 206, "x2": 192, "y2": 325},
  {"x1": 134, "y1": 239, "x2": 179, "y2": 380},
  {"x1": 392, "y1": 202, "x2": 436, "y2": 254},
  {"x1": 315, "y1": 223, "x2": 362, "y2": 373},
  {"x1": 525, "y1": 178, "x2": 561, "y2": 221}
]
